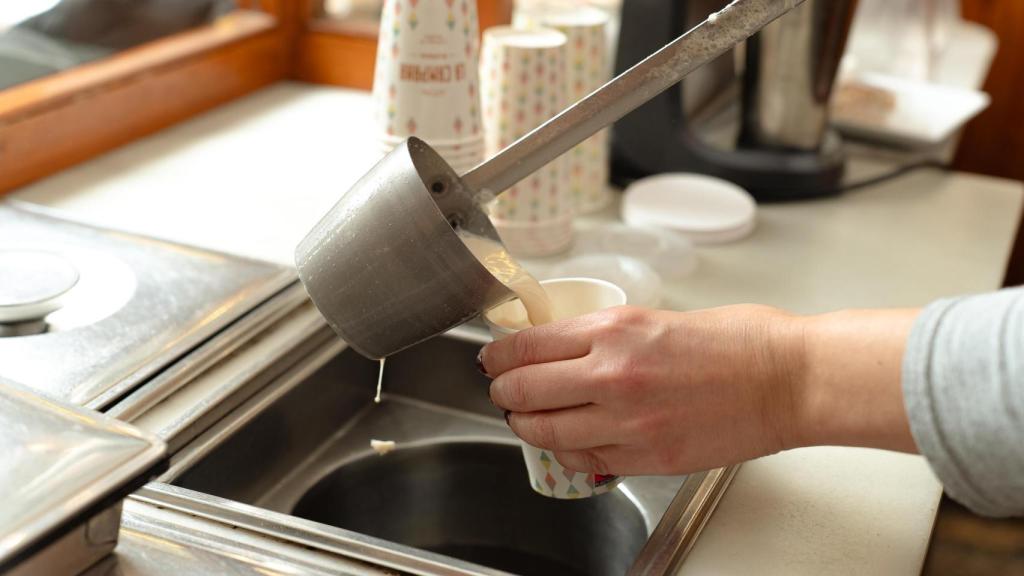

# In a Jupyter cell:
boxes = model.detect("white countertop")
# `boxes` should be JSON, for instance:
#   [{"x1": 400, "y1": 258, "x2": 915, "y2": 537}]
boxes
[{"x1": 11, "y1": 82, "x2": 1024, "y2": 575}]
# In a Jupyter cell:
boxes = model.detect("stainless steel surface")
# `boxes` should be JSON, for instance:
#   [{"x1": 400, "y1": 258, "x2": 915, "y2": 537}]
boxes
[
  {"x1": 680, "y1": 0, "x2": 739, "y2": 118},
  {"x1": 628, "y1": 465, "x2": 740, "y2": 576},
  {"x1": 0, "y1": 377, "x2": 165, "y2": 575},
  {"x1": 145, "y1": 332, "x2": 730, "y2": 574},
  {"x1": 297, "y1": 0, "x2": 804, "y2": 359},
  {"x1": 740, "y1": 0, "x2": 854, "y2": 150},
  {"x1": 0, "y1": 249, "x2": 79, "y2": 323},
  {"x1": 107, "y1": 284, "x2": 311, "y2": 423},
  {"x1": 82, "y1": 498, "x2": 386, "y2": 576},
  {"x1": 295, "y1": 138, "x2": 513, "y2": 360},
  {"x1": 291, "y1": 441, "x2": 648, "y2": 576},
  {"x1": 106, "y1": 285, "x2": 329, "y2": 457},
  {"x1": 10, "y1": 504, "x2": 121, "y2": 576},
  {"x1": 0, "y1": 319, "x2": 49, "y2": 338},
  {"x1": 460, "y1": 0, "x2": 805, "y2": 195},
  {"x1": 0, "y1": 202, "x2": 294, "y2": 408},
  {"x1": 133, "y1": 483, "x2": 512, "y2": 576}
]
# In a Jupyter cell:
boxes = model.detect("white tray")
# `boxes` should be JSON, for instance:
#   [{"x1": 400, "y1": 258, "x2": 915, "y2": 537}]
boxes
[{"x1": 831, "y1": 73, "x2": 990, "y2": 147}]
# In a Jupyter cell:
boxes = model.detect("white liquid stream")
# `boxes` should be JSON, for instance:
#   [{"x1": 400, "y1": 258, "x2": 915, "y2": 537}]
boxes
[
  {"x1": 374, "y1": 358, "x2": 385, "y2": 403},
  {"x1": 458, "y1": 232, "x2": 554, "y2": 327}
]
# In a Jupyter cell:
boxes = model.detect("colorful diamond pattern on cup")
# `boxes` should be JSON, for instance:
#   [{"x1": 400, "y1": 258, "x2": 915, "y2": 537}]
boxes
[
  {"x1": 539, "y1": 8, "x2": 613, "y2": 214},
  {"x1": 524, "y1": 448, "x2": 623, "y2": 499},
  {"x1": 480, "y1": 26, "x2": 573, "y2": 256}
]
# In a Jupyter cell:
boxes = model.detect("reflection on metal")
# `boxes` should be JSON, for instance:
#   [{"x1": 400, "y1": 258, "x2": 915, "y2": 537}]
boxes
[
  {"x1": 107, "y1": 285, "x2": 324, "y2": 455},
  {"x1": 0, "y1": 249, "x2": 78, "y2": 324},
  {"x1": 0, "y1": 378, "x2": 165, "y2": 575},
  {"x1": 0, "y1": 202, "x2": 293, "y2": 409},
  {"x1": 81, "y1": 498, "x2": 383, "y2": 576},
  {"x1": 628, "y1": 465, "x2": 740, "y2": 575}
]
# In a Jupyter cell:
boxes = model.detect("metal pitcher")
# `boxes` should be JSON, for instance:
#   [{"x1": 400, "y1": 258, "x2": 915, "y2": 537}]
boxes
[{"x1": 296, "y1": 0, "x2": 806, "y2": 359}]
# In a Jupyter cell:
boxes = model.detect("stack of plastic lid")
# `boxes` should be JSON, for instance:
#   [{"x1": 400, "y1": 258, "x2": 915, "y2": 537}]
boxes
[
  {"x1": 543, "y1": 224, "x2": 698, "y2": 308},
  {"x1": 549, "y1": 254, "x2": 662, "y2": 308},
  {"x1": 572, "y1": 224, "x2": 698, "y2": 280},
  {"x1": 622, "y1": 173, "x2": 757, "y2": 244},
  {"x1": 544, "y1": 173, "x2": 755, "y2": 308}
]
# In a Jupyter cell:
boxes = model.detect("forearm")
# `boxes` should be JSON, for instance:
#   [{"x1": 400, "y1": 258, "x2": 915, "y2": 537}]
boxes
[{"x1": 786, "y1": 309, "x2": 921, "y2": 453}]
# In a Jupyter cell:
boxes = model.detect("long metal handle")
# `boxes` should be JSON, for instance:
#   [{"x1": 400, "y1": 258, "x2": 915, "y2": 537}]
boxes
[{"x1": 461, "y1": 0, "x2": 806, "y2": 196}]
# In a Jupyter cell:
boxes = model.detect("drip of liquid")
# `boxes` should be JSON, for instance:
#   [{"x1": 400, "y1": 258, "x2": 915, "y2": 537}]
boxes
[
  {"x1": 374, "y1": 358, "x2": 385, "y2": 403},
  {"x1": 457, "y1": 232, "x2": 554, "y2": 326}
]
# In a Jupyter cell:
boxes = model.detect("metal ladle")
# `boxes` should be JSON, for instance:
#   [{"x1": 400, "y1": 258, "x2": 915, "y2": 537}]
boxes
[{"x1": 296, "y1": 0, "x2": 806, "y2": 359}]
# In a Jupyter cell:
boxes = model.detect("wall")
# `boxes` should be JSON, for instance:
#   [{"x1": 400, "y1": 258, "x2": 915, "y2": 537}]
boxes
[
  {"x1": 954, "y1": 0, "x2": 1024, "y2": 182},
  {"x1": 955, "y1": 0, "x2": 1024, "y2": 285}
]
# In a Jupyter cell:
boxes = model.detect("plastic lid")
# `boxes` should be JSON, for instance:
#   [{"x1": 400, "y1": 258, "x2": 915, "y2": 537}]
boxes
[
  {"x1": 622, "y1": 173, "x2": 757, "y2": 244},
  {"x1": 572, "y1": 224, "x2": 697, "y2": 280},
  {"x1": 547, "y1": 254, "x2": 662, "y2": 308}
]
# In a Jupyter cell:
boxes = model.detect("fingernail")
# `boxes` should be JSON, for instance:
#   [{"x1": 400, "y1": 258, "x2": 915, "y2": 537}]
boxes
[
  {"x1": 504, "y1": 410, "x2": 511, "y2": 426},
  {"x1": 476, "y1": 349, "x2": 489, "y2": 377}
]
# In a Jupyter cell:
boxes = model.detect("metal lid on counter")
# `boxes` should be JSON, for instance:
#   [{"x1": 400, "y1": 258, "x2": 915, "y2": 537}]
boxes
[
  {"x1": 0, "y1": 250, "x2": 80, "y2": 324},
  {"x1": 0, "y1": 202, "x2": 294, "y2": 409},
  {"x1": 0, "y1": 377, "x2": 167, "y2": 575}
]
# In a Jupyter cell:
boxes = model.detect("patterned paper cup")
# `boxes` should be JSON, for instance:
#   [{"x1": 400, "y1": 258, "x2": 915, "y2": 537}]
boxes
[
  {"x1": 378, "y1": 133, "x2": 484, "y2": 170},
  {"x1": 483, "y1": 278, "x2": 627, "y2": 498},
  {"x1": 480, "y1": 26, "x2": 573, "y2": 256},
  {"x1": 374, "y1": 0, "x2": 482, "y2": 142},
  {"x1": 540, "y1": 7, "x2": 613, "y2": 214},
  {"x1": 379, "y1": 133, "x2": 485, "y2": 148}
]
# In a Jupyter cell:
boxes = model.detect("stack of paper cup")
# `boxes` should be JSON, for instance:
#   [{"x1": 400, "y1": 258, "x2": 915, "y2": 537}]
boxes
[
  {"x1": 374, "y1": 0, "x2": 483, "y2": 174},
  {"x1": 480, "y1": 27, "x2": 573, "y2": 257},
  {"x1": 514, "y1": 6, "x2": 613, "y2": 214},
  {"x1": 513, "y1": 1, "x2": 620, "y2": 74}
]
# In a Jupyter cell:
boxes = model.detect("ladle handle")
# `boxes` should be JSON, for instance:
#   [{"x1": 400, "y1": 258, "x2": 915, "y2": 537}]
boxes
[{"x1": 460, "y1": 0, "x2": 806, "y2": 197}]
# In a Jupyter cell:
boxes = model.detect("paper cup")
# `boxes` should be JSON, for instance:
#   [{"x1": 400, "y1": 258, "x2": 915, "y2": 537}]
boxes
[
  {"x1": 480, "y1": 26, "x2": 573, "y2": 256},
  {"x1": 374, "y1": 0, "x2": 482, "y2": 141},
  {"x1": 377, "y1": 136, "x2": 484, "y2": 171},
  {"x1": 540, "y1": 8, "x2": 612, "y2": 214},
  {"x1": 380, "y1": 133, "x2": 484, "y2": 148},
  {"x1": 484, "y1": 278, "x2": 627, "y2": 498}
]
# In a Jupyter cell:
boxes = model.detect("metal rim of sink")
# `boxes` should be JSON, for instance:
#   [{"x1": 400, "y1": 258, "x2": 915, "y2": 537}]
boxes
[{"x1": 132, "y1": 465, "x2": 736, "y2": 576}]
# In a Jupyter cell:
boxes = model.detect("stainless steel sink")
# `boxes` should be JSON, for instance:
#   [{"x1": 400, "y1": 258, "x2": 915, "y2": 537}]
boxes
[
  {"x1": 165, "y1": 332, "x2": 671, "y2": 573},
  {"x1": 292, "y1": 442, "x2": 648, "y2": 576},
  {"x1": 114, "y1": 295, "x2": 736, "y2": 575}
]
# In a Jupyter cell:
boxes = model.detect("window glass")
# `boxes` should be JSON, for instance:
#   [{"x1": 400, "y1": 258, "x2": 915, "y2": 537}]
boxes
[{"x1": 0, "y1": 0, "x2": 236, "y2": 91}]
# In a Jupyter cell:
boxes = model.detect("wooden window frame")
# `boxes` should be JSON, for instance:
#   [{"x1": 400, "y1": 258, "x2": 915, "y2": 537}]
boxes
[{"x1": 0, "y1": 0, "x2": 511, "y2": 195}]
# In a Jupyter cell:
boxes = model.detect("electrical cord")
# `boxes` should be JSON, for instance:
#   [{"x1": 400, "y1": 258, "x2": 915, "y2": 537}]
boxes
[{"x1": 837, "y1": 159, "x2": 950, "y2": 194}]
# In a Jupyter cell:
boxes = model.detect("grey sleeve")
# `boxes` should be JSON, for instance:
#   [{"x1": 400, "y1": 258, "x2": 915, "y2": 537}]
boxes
[{"x1": 902, "y1": 287, "x2": 1024, "y2": 517}]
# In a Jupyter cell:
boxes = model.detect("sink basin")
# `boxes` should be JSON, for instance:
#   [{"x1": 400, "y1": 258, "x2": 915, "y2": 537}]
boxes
[
  {"x1": 124, "y1": 315, "x2": 734, "y2": 575},
  {"x1": 292, "y1": 441, "x2": 648, "y2": 576}
]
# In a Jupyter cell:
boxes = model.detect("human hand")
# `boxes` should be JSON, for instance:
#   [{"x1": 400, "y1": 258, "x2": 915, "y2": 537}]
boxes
[
  {"x1": 480, "y1": 304, "x2": 919, "y2": 477},
  {"x1": 479, "y1": 305, "x2": 807, "y2": 476}
]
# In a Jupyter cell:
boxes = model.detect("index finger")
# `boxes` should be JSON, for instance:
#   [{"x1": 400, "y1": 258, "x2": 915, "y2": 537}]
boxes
[{"x1": 480, "y1": 317, "x2": 592, "y2": 377}]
